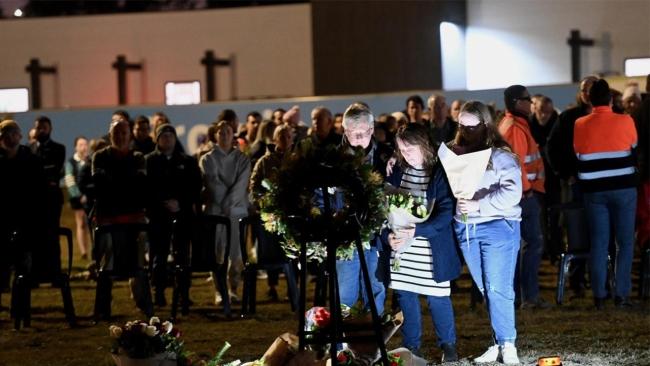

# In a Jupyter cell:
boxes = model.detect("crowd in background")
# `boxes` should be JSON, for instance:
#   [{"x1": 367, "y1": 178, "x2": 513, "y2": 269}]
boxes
[{"x1": 0, "y1": 74, "x2": 648, "y2": 363}]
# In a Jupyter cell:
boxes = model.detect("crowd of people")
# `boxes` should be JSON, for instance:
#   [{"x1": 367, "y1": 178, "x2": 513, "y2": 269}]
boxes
[{"x1": 0, "y1": 74, "x2": 647, "y2": 364}]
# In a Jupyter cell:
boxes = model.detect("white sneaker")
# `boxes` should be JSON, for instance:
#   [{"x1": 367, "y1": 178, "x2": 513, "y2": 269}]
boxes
[
  {"x1": 214, "y1": 293, "x2": 223, "y2": 305},
  {"x1": 500, "y1": 342, "x2": 520, "y2": 364},
  {"x1": 474, "y1": 344, "x2": 499, "y2": 363}
]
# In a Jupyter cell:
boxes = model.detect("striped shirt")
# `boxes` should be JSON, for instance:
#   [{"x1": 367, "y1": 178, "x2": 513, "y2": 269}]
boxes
[
  {"x1": 574, "y1": 106, "x2": 638, "y2": 192},
  {"x1": 390, "y1": 167, "x2": 451, "y2": 297}
]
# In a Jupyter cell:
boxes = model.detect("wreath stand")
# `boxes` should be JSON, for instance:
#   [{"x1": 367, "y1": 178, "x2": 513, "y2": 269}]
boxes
[{"x1": 296, "y1": 185, "x2": 390, "y2": 366}]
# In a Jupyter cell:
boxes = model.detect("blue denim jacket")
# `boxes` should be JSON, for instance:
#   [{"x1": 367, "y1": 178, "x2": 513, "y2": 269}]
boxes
[{"x1": 382, "y1": 162, "x2": 462, "y2": 282}]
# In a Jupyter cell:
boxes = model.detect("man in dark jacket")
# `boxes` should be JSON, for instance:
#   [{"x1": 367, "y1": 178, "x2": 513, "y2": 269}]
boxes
[
  {"x1": 30, "y1": 116, "x2": 65, "y2": 285},
  {"x1": 546, "y1": 76, "x2": 598, "y2": 202},
  {"x1": 146, "y1": 125, "x2": 202, "y2": 307},
  {"x1": 0, "y1": 120, "x2": 47, "y2": 323}
]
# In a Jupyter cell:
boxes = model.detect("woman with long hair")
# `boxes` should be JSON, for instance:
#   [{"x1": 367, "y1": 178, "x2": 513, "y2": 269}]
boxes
[
  {"x1": 384, "y1": 123, "x2": 461, "y2": 363},
  {"x1": 446, "y1": 101, "x2": 522, "y2": 364}
]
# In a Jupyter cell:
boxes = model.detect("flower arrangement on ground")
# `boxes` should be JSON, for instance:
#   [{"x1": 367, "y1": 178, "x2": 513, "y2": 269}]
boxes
[
  {"x1": 109, "y1": 316, "x2": 185, "y2": 366},
  {"x1": 259, "y1": 144, "x2": 386, "y2": 262}
]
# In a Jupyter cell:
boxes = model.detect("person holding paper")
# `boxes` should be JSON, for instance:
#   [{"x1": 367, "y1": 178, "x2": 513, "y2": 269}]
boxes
[
  {"x1": 384, "y1": 123, "x2": 461, "y2": 363},
  {"x1": 441, "y1": 101, "x2": 522, "y2": 364}
]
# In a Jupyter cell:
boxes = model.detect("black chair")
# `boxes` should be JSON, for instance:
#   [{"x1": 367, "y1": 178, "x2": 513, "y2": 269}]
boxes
[
  {"x1": 170, "y1": 214, "x2": 232, "y2": 320},
  {"x1": 9, "y1": 227, "x2": 76, "y2": 329},
  {"x1": 554, "y1": 204, "x2": 614, "y2": 304},
  {"x1": 93, "y1": 223, "x2": 152, "y2": 322},
  {"x1": 239, "y1": 216, "x2": 298, "y2": 315},
  {"x1": 639, "y1": 245, "x2": 650, "y2": 299}
]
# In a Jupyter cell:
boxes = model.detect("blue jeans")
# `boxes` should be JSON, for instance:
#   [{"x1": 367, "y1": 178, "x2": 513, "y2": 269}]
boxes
[
  {"x1": 396, "y1": 290, "x2": 456, "y2": 349},
  {"x1": 517, "y1": 194, "x2": 544, "y2": 302},
  {"x1": 583, "y1": 188, "x2": 637, "y2": 298},
  {"x1": 455, "y1": 219, "x2": 520, "y2": 345},
  {"x1": 336, "y1": 246, "x2": 385, "y2": 315}
]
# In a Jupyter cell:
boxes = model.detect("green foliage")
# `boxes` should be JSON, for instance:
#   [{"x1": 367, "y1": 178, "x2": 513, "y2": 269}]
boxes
[{"x1": 259, "y1": 144, "x2": 386, "y2": 262}]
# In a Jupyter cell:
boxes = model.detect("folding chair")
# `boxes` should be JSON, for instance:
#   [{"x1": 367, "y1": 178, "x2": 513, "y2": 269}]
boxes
[
  {"x1": 93, "y1": 223, "x2": 152, "y2": 322},
  {"x1": 170, "y1": 214, "x2": 232, "y2": 320},
  {"x1": 554, "y1": 204, "x2": 614, "y2": 304}
]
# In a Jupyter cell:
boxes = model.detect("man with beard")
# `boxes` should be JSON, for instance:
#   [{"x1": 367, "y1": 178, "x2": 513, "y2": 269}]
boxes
[
  {"x1": 498, "y1": 85, "x2": 549, "y2": 309},
  {"x1": 30, "y1": 116, "x2": 65, "y2": 286},
  {"x1": 337, "y1": 102, "x2": 393, "y2": 317}
]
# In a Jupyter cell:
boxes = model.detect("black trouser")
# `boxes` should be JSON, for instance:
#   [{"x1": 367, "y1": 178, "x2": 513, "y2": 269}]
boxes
[{"x1": 149, "y1": 213, "x2": 191, "y2": 295}]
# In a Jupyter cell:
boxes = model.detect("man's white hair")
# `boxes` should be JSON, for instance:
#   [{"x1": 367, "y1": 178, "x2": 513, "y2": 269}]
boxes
[{"x1": 342, "y1": 102, "x2": 374, "y2": 129}]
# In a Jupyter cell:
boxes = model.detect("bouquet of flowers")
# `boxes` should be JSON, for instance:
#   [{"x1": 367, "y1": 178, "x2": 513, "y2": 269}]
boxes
[
  {"x1": 109, "y1": 316, "x2": 185, "y2": 366},
  {"x1": 385, "y1": 188, "x2": 433, "y2": 271}
]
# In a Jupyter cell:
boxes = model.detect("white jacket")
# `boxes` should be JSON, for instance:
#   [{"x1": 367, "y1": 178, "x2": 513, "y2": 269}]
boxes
[
  {"x1": 199, "y1": 146, "x2": 251, "y2": 217},
  {"x1": 455, "y1": 147, "x2": 522, "y2": 224}
]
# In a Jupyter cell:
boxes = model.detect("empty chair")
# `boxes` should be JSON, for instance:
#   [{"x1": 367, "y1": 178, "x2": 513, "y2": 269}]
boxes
[{"x1": 239, "y1": 216, "x2": 298, "y2": 315}]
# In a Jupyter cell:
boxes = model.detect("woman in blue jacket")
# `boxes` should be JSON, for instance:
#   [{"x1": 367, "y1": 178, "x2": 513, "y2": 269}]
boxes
[{"x1": 384, "y1": 123, "x2": 461, "y2": 363}]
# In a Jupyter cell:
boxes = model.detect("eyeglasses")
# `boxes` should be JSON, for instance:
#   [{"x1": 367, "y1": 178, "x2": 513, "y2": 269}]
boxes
[{"x1": 344, "y1": 127, "x2": 373, "y2": 140}]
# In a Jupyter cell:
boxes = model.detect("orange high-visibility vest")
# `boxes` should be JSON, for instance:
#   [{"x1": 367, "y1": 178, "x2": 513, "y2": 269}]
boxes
[
  {"x1": 574, "y1": 106, "x2": 638, "y2": 192},
  {"x1": 498, "y1": 112, "x2": 545, "y2": 193}
]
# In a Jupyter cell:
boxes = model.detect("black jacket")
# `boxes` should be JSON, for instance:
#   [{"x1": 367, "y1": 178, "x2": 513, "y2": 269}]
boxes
[
  {"x1": 145, "y1": 149, "x2": 202, "y2": 218},
  {"x1": 30, "y1": 138, "x2": 65, "y2": 205},
  {"x1": 92, "y1": 147, "x2": 147, "y2": 219},
  {"x1": 546, "y1": 104, "x2": 590, "y2": 179}
]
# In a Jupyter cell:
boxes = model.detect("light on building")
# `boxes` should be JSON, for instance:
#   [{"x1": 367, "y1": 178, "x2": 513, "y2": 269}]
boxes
[
  {"x1": 624, "y1": 57, "x2": 650, "y2": 77},
  {"x1": 164, "y1": 81, "x2": 201, "y2": 106},
  {"x1": 14, "y1": 9, "x2": 23, "y2": 17},
  {"x1": 439, "y1": 21, "x2": 466, "y2": 90},
  {"x1": 0, "y1": 87, "x2": 29, "y2": 113}
]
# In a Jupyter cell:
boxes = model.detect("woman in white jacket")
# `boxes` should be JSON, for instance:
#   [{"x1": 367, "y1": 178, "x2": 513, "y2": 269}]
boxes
[
  {"x1": 200, "y1": 120, "x2": 251, "y2": 304},
  {"x1": 445, "y1": 101, "x2": 523, "y2": 365}
]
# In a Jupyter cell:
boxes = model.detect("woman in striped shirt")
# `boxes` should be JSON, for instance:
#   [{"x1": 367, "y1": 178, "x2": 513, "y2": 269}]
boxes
[{"x1": 384, "y1": 123, "x2": 461, "y2": 363}]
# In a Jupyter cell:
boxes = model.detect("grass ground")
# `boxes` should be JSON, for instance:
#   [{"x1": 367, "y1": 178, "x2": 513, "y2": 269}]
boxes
[{"x1": 0, "y1": 207, "x2": 648, "y2": 366}]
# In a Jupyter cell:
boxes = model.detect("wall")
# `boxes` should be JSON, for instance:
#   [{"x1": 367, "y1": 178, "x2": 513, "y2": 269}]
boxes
[
  {"x1": 311, "y1": 0, "x2": 466, "y2": 95},
  {"x1": 465, "y1": 0, "x2": 650, "y2": 90},
  {"x1": 0, "y1": 4, "x2": 313, "y2": 108}
]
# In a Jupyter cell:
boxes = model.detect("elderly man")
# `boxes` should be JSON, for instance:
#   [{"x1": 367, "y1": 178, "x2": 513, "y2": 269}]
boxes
[
  {"x1": 336, "y1": 102, "x2": 393, "y2": 317},
  {"x1": 428, "y1": 94, "x2": 457, "y2": 147},
  {"x1": 307, "y1": 106, "x2": 342, "y2": 149}
]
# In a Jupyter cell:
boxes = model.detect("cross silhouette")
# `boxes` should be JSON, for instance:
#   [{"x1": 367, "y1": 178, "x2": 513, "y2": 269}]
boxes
[
  {"x1": 111, "y1": 55, "x2": 142, "y2": 105},
  {"x1": 567, "y1": 29, "x2": 594, "y2": 83},
  {"x1": 25, "y1": 58, "x2": 57, "y2": 109},
  {"x1": 200, "y1": 50, "x2": 233, "y2": 101}
]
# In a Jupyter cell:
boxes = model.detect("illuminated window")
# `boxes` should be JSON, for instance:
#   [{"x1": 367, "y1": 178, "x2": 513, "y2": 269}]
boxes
[
  {"x1": 165, "y1": 81, "x2": 201, "y2": 105},
  {"x1": 624, "y1": 57, "x2": 650, "y2": 77},
  {"x1": 0, "y1": 88, "x2": 29, "y2": 113}
]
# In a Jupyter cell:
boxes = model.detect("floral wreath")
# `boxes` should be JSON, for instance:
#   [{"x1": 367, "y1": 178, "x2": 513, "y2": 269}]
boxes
[{"x1": 259, "y1": 143, "x2": 386, "y2": 262}]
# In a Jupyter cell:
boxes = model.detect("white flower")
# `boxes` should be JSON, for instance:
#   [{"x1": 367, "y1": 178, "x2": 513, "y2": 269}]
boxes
[
  {"x1": 149, "y1": 316, "x2": 161, "y2": 325},
  {"x1": 109, "y1": 325, "x2": 123, "y2": 338},
  {"x1": 162, "y1": 321, "x2": 173, "y2": 334},
  {"x1": 145, "y1": 325, "x2": 157, "y2": 337}
]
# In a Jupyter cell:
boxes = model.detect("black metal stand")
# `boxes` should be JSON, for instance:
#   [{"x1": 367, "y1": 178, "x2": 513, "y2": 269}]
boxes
[{"x1": 297, "y1": 187, "x2": 389, "y2": 366}]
